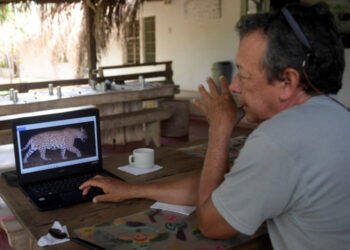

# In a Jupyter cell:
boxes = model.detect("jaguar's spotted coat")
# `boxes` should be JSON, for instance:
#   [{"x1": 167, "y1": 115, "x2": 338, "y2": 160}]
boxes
[{"x1": 21, "y1": 127, "x2": 88, "y2": 163}]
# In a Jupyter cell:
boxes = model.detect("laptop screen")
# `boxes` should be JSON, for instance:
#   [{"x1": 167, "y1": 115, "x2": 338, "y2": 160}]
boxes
[{"x1": 12, "y1": 108, "x2": 103, "y2": 185}]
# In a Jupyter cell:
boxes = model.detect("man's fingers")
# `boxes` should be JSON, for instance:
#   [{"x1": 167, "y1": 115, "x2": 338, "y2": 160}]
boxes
[
  {"x1": 206, "y1": 77, "x2": 220, "y2": 97},
  {"x1": 219, "y1": 76, "x2": 230, "y2": 94},
  {"x1": 79, "y1": 178, "x2": 103, "y2": 190},
  {"x1": 79, "y1": 181, "x2": 92, "y2": 189},
  {"x1": 93, "y1": 194, "x2": 115, "y2": 203},
  {"x1": 81, "y1": 187, "x2": 91, "y2": 195},
  {"x1": 79, "y1": 182, "x2": 89, "y2": 190},
  {"x1": 79, "y1": 175, "x2": 111, "y2": 189},
  {"x1": 198, "y1": 84, "x2": 212, "y2": 104}
]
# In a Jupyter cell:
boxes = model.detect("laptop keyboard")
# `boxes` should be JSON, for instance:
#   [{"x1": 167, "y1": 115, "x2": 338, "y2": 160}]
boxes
[{"x1": 28, "y1": 172, "x2": 100, "y2": 198}]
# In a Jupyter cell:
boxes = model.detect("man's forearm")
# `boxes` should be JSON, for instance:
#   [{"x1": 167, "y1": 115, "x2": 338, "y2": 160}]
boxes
[
  {"x1": 197, "y1": 128, "x2": 231, "y2": 206},
  {"x1": 194, "y1": 127, "x2": 239, "y2": 239},
  {"x1": 197, "y1": 107, "x2": 244, "y2": 206},
  {"x1": 133, "y1": 174, "x2": 200, "y2": 205}
]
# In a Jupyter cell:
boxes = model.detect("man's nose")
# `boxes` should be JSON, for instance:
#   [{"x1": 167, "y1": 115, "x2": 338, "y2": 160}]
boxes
[{"x1": 229, "y1": 75, "x2": 241, "y2": 93}]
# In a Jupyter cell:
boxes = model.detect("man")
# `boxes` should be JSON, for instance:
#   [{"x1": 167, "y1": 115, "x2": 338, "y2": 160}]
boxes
[{"x1": 80, "y1": 3, "x2": 350, "y2": 249}]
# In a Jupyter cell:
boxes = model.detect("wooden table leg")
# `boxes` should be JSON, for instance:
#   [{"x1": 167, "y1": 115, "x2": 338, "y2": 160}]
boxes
[{"x1": 145, "y1": 121, "x2": 161, "y2": 147}]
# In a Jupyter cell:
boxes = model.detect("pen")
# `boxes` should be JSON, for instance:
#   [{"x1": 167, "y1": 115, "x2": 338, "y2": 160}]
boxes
[{"x1": 70, "y1": 237, "x2": 106, "y2": 250}]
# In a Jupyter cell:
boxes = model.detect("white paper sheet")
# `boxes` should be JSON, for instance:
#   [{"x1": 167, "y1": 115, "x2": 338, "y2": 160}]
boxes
[
  {"x1": 37, "y1": 221, "x2": 70, "y2": 247},
  {"x1": 151, "y1": 201, "x2": 196, "y2": 216},
  {"x1": 117, "y1": 164, "x2": 163, "y2": 176}
]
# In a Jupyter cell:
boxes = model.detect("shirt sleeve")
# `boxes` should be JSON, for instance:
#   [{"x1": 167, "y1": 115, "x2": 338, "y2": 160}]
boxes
[{"x1": 212, "y1": 131, "x2": 296, "y2": 235}]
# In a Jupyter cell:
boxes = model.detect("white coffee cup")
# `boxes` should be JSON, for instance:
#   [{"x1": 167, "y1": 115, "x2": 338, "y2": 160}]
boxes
[{"x1": 129, "y1": 148, "x2": 154, "y2": 169}]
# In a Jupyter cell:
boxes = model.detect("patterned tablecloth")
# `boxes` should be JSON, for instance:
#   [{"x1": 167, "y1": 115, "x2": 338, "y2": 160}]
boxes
[
  {"x1": 74, "y1": 208, "x2": 251, "y2": 250},
  {"x1": 177, "y1": 136, "x2": 247, "y2": 166}
]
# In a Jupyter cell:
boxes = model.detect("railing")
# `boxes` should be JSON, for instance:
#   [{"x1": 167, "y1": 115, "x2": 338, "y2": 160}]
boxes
[
  {"x1": 98, "y1": 61, "x2": 173, "y2": 84},
  {"x1": 0, "y1": 61, "x2": 173, "y2": 93}
]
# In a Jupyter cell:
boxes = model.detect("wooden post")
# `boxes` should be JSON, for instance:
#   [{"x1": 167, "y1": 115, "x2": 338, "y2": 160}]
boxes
[
  {"x1": 165, "y1": 61, "x2": 173, "y2": 84},
  {"x1": 160, "y1": 99, "x2": 189, "y2": 138},
  {"x1": 85, "y1": 2, "x2": 97, "y2": 82}
]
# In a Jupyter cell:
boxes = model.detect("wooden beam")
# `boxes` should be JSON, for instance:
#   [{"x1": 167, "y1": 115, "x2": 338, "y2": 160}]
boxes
[
  {"x1": 0, "y1": 0, "x2": 80, "y2": 3},
  {"x1": 100, "y1": 108, "x2": 172, "y2": 128},
  {"x1": 85, "y1": 1, "x2": 97, "y2": 82},
  {"x1": 0, "y1": 61, "x2": 175, "y2": 92},
  {"x1": 98, "y1": 61, "x2": 172, "y2": 70},
  {"x1": 0, "y1": 79, "x2": 88, "y2": 92},
  {"x1": 0, "y1": 0, "x2": 159, "y2": 2}
]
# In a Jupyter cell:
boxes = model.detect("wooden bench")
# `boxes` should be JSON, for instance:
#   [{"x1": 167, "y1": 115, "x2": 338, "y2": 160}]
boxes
[
  {"x1": 0, "y1": 61, "x2": 174, "y2": 93},
  {"x1": 100, "y1": 108, "x2": 171, "y2": 147},
  {"x1": 0, "y1": 62, "x2": 179, "y2": 147},
  {"x1": 97, "y1": 61, "x2": 173, "y2": 84},
  {"x1": 0, "y1": 105, "x2": 172, "y2": 147}
]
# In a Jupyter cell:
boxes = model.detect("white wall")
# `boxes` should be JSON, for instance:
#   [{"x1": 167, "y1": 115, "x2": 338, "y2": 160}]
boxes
[
  {"x1": 19, "y1": 42, "x2": 78, "y2": 80},
  {"x1": 100, "y1": 0, "x2": 241, "y2": 91},
  {"x1": 149, "y1": 0, "x2": 240, "y2": 91},
  {"x1": 99, "y1": 35, "x2": 124, "y2": 67}
]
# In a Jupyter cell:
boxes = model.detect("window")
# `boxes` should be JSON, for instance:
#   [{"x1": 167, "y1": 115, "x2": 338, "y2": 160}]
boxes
[
  {"x1": 143, "y1": 16, "x2": 156, "y2": 63},
  {"x1": 241, "y1": 0, "x2": 270, "y2": 15},
  {"x1": 124, "y1": 16, "x2": 156, "y2": 64},
  {"x1": 125, "y1": 21, "x2": 140, "y2": 64}
]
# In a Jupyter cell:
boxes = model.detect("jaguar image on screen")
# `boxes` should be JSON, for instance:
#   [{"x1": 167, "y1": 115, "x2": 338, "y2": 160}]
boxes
[
  {"x1": 21, "y1": 127, "x2": 87, "y2": 163},
  {"x1": 19, "y1": 122, "x2": 96, "y2": 169}
]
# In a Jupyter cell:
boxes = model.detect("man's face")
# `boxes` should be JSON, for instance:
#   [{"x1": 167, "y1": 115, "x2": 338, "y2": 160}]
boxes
[{"x1": 230, "y1": 31, "x2": 281, "y2": 124}]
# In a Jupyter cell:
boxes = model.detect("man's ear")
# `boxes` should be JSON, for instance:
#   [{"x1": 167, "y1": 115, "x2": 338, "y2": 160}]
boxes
[{"x1": 279, "y1": 68, "x2": 300, "y2": 101}]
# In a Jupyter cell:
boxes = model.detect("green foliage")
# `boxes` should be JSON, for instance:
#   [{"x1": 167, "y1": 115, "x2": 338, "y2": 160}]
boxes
[
  {"x1": 0, "y1": 5, "x2": 10, "y2": 23},
  {"x1": 0, "y1": 61, "x2": 7, "y2": 68},
  {"x1": 0, "y1": 3, "x2": 30, "y2": 24}
]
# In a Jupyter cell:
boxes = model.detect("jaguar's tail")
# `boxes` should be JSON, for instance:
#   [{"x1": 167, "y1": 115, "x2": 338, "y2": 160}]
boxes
[{"x1": 21, "y1": 138, "x2": 32, "y2": 151}]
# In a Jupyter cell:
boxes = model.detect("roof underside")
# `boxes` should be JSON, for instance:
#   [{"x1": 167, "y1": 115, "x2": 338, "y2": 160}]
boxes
[
  {"x1": 0, "y1": 0, "x2": 79, "y2": 3},
  {"x1": 0, "y1": 0, "x2": 162, "y2": 3}
]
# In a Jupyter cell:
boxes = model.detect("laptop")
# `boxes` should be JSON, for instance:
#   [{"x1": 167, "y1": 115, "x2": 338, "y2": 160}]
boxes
[{"x1": 12, "y1": 107, "x2": 113, "y2": 211}]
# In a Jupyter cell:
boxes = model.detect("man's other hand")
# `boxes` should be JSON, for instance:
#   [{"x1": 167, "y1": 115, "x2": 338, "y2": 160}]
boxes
[{"x1": 79, "y1": 175, "x2": 135, "y2": 203}]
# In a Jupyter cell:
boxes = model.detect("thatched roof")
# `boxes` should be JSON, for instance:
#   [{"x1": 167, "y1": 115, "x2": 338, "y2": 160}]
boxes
[
  {"x1": 0, "y1": 0, "x2": 160, "y2": 41},
  {"x1": 0, "y1": 0, "x2": 162, "y2": 77},
  {"x1": 0, "y1": 0, "x2": 161, "y2": 4}
]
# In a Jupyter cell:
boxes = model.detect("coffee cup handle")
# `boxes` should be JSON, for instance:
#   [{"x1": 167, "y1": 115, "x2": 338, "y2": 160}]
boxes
[{"x1": 128, "y1": 155, "x2": 134, "y2": 166}]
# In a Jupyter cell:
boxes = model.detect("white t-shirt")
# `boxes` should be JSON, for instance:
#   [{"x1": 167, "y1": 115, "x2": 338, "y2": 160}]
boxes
[{"x1": 212, "y1": 95, "x2": 350, "y2": 250}]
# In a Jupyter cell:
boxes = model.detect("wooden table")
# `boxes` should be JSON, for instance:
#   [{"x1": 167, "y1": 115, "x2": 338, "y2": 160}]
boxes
[
  {"x1": 0, "y1": 144, "x2": 204, "y2": 249},
  {"x1": 0, "y1": 143, "x2": 271, "y2": 250}
]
